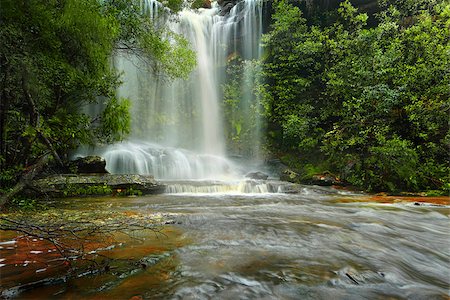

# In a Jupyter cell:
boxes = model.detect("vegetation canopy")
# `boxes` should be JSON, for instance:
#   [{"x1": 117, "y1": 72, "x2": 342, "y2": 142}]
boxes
[
  {"x1": 0, "y1": 0, "x2": 196, "y2": 201},
  {"x1": 260, "y1": 0, "x2": 449, "y2": 192},
  {"x1": 1, "y1": 0, "x2": 449, "y2": 198}
]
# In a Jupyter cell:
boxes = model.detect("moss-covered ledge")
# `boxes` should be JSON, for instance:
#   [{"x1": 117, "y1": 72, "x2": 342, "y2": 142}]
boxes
[{"x1": 30, "y1": 174, "x2": 166, "y2": 197}]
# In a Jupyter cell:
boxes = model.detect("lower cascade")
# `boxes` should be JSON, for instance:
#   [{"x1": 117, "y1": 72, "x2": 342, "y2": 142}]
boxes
[
  {"x1": 164, "y1": 180, "x2": 285, "y2": 194},
  {"x1": 78, "y1": 0, "x2": 266, "y2": 188},
  {"x1": 100, "y1": 142, "x2": 236, "y2": 180}
]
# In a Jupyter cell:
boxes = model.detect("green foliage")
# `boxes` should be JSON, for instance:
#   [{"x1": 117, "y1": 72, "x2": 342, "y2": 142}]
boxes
[
  {"x1": 162, "y1": 0, "x2": 185, "y2": 12},
  {"x1": 379, "y1": 0, "x2": 442, "y2": 18},
  {"x1": 365, "y1": 137, "x2": 418, "y2": 192},
  {"x1": 155, "y1": 32, "x2": 197, "y2": 79},
  {"x1": 190, "y1": 0, "x2": 208, "y2": 9},
  {"x1": 63, "y1": 184, "x2": 113, "y2": 197},
  {"x1": 98, "y1": 98, "x2": 131, "y2": 143},
  {"x1": 0, "y1": 0, "x2": 196, "y2": 192},
  {"x1": 115, "y1": 187, "x2": 143, "y2": 196},
  {"x1": 9, "y1": 196, "x2": 46, "y2": 211},
  {"x1": 262, "y1": 0, "x2": 450, "y2": 192},
  {"x1": 0, "y1": 0, "x2": 121, "y2": 178},
  {"x1": 222, "y1": 58, "x2": 266, "y2": 157},
  {"x1": 0, "y1": 165, "x2": 24, "y2": 190},
  {"x1": 61, "y1": 184, "x2": 142, "y2": 197},
  {"x1": 103, "y1": 0, "x2": 196, "y2": 79}
]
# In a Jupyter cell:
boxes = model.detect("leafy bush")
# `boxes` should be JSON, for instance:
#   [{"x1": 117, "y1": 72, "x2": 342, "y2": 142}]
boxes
[{"x1": 262, "y1": 0, "x2": 449, "y2": 192}]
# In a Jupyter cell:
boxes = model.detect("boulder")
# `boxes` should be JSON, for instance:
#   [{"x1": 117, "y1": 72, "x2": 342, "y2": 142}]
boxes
[
  {"x1": 245, "y1": 171, "x2": 269, "y2": 180},
  {"x1": 70, "y1": 156, "x2": 108, "y2": 174}
]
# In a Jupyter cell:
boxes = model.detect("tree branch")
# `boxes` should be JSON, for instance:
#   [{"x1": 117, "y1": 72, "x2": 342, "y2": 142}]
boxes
[{"x1": 0, "y1": 155, "x2": 49, "y2": 210}]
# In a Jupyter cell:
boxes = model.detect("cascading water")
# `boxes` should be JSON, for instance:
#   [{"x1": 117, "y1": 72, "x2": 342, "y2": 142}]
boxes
[{"x1": 80, "y1": 0, "x2": 268, "y2": 191}]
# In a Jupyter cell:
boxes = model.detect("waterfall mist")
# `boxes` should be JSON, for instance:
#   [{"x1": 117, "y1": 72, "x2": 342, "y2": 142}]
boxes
[{"x1": 80, "y1": 0, "x2": 265, "y2": 180}]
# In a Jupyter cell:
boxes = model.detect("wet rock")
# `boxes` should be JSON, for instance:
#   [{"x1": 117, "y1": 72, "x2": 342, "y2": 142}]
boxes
[
  {"x1": 30, "y1": 174, "x2": 166, "y2": 197},
  {"x1": 266, "y1": 159, "x2": 290, "y2": 179},
  {"x1": 218, "y1": 0, "x2": 238, "y2": 15},
  {"x1": 278, "y1": 166, "x2": 346, "y2": 187},
  {"x1": 191, "y1": 0, "x2": 211, "y2": 9},
  {"x1": 70, "y1": 156, "x2": 108, "y2": 174},
  {"x1": 202, "y1": 0, "x2": 211, "y2": 9},
  {"x1": 245, "y1": 171, "x2": 269, "y2": 180},
  {"x1": 309, "y1": 172, "x2": 344, "y2": 186},
  {"x1": 220, "y1": 2, "x2": 235, "y2": 15},
  {"x1": 280, "y1": 168, "x2": 302, "y2": 184}
]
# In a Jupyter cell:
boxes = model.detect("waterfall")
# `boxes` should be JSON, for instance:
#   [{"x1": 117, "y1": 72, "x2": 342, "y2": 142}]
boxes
[{"x1": 81, "y1": 0, "x2": 265, "y2": 180}]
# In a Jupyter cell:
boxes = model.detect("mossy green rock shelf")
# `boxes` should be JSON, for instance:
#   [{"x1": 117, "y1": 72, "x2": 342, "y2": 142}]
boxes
[{"x1": 31, "y1": 174, "x2": 166, "y2": 197}]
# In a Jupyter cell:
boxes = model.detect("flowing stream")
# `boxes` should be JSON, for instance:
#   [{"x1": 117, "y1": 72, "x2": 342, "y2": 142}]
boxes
[
  {"x1": 4, "y1": 1, "x2": 448, "y2": 298},
  {"x1": 1, "y1": 190, "x2": 449, "y2": 299}
]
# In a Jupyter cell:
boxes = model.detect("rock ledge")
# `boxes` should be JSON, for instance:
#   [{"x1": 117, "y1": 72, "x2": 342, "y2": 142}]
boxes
[{"x1": 31, "y1": 174, "x2": 166, "y2": 197}]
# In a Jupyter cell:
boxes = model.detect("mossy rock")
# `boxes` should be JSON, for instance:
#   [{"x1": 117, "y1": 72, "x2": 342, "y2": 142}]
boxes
[{"x1": 30, "y1": 174, "x2": 166, "y2": 197}]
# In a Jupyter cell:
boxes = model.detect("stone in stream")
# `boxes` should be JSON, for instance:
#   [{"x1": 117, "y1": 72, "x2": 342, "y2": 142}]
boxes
[{"x1": 245, "y1": 171, "x2": 269, "y2": 180}]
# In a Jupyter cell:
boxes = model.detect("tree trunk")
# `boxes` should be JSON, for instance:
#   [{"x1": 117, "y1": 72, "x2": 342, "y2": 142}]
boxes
[
  {"x1": 0, "y1": 155, "x2": 49, "y2": 210},
  {"x1": 37, "y1": 131, "x2": 64, "y2": 167},
  {"x1": 21, "y1": 72, "x2": 64, "y2": 167}
]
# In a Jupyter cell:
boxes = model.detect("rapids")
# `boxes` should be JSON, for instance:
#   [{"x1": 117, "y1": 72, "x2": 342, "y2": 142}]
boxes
[
  {"x1": 1, "y1": 190, "x2": 449, "y2": 299},
  {"x1": 27, "y1": 2, "x2": 448, "y2": 298}
]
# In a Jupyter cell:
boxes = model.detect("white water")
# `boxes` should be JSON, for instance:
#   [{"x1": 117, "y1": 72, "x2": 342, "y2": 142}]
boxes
[
  {"x1": 164, "y1": 179, "x2": 289, "y2": 194},
  {"x1": 165, "y1": 181, "x2": 270, "y2": 194},
  {"x1": 81, "y1": 0, "x2": 265, "y2": 181},
  {"x1": 101, "y1": 142, "x2": 234, "y2": 179}
]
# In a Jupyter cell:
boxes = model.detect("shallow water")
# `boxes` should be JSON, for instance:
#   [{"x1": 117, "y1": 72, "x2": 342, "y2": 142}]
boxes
[{"x1": 1, "y1": 188, "x2": 449, "y2": 299}]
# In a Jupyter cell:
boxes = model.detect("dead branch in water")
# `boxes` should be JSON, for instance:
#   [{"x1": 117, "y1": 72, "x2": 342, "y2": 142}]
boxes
[
  {"x1": 0, "y1": 211, "x2": 175, "y2": 298},
  {"x1": 0, "y1": 212, "x2": 168, "y2": 264}
]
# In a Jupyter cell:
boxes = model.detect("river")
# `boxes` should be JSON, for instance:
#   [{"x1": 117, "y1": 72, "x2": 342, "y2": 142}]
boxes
[{"x1": 1, "y1": 187, "x2": 449, "y2": 299}]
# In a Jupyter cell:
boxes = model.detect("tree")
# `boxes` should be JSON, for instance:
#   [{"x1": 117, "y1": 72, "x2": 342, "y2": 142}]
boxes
[
  {"x1": 262, "y1": 0, "x2": 449, "y2": 192},
  {"x1": 262, "y1": 0, "x2": 327, "y2": 152},
  {"x1": 0, "y1": 0, "x2": 196, "y2": 202}
]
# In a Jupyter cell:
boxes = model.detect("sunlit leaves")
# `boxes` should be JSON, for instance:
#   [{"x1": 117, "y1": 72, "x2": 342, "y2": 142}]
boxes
[{"x1": 152, "y1": 32, "x2": 197, "y2": 79}]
